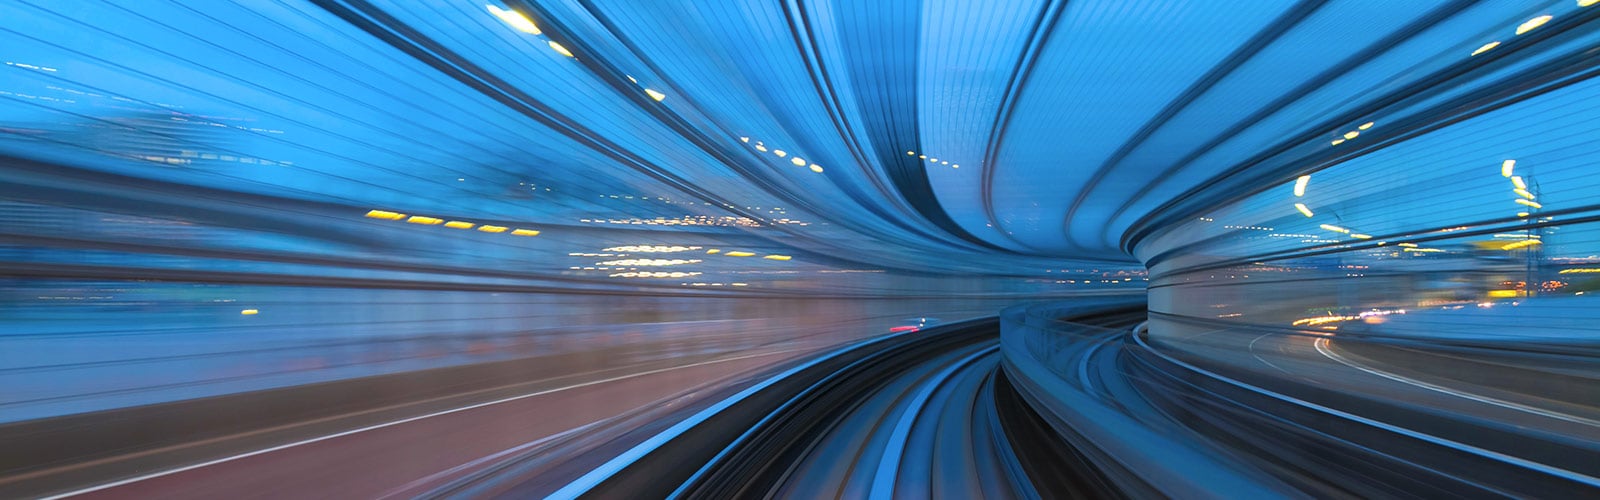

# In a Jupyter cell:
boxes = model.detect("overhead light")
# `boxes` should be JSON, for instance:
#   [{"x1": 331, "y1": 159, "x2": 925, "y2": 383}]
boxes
[
  {"x1": 763, "y1": 255, "x2": 792, "y2": 261},
  {"x1": 740, "y1": 137, "x2": 749, "y2": 142},
  {"x1": 1516, "y1": 15, "x2": 1552, "y2": 35},
  {"x1": 444, "y1": 221, "x2": 475, "y2": 229},
  {"x1": 1511, "y1": 175, "x2": 1527, "y2": 189},
  {"x1": 1294, "y1": 203, "x2": 1314, "y2": 217},
  {"x1": 1351, "y1": 234, "x2": 1372, "y2": 239},
  {"x1": 1515, "y1": 198, "x2": 1542, "y2": 209},
  {"x1": 1583, "y1": 0, "x2": 1600, "y2": 7},
  {"x1": 790, "y1": 157, "x2": 806, "y2": 166},
  {"x1": 773, "y1": 149, "x2": 787, "y2": 157},
  {"x1": 1343, "y1": 131, "x2": 1359, "y2": 140},
  {"x1": 952, "y1": 164, "x2": 959, "y2": 169},
  {"x1": 365, "y1": 209, "x2": 405, "y2": 220},
  {"x1": 511, "y1": 228, "x2": 541, "y2": 236},
  {"x1": 809, "y1": 164, "x2": 824, "y2": 173},
  {"x1": 725, "y1": 251, "x2": 756, "y2": 257},
  {"x1": 1358, "y1": 122, "x2": 1374, "y2": 130},
  {"x1": 906, "y1": 151, "x2": 915, "y2": 155},
  {"x1": 548, "y1": 41, "x2": 574, "y2": 57},
  {"x1": 1293, "y1": 175, "x2": 1310, "y2": 197},
  {"x1": 487, "y1": 5, "x2": 541, "y2": 34},
  {"x1": 1501, "y1": 159, "x2": 1516, "y2": 177},
  {"x1": 477, "y1": 225, "x2": 508, "y2": 233},
  {"x1": 1513, "y1": 188, "x2": 1536, "y2": 199},
  {"x1": 1320, "y1": 224, "x2": 1350, "y2": 234},
  {"x1": 644, "y1": 88, "x2": 666, "y2": 101},
  {"x1": 1472, "y1": 41, "x2": 1501, "y2": 56},
  {"x1": 1331, "y1": 139, "x2": 1345, "y2": 145},
  {"x1": 407, "y1": 216, "x2": 443, "y2": 225},
  {"x1": 706, "y1": 249, "x2": 721, "y2": 254}
]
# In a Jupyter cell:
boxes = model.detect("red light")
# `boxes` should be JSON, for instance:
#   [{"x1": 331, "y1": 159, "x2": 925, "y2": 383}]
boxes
[{"x1": 889, "y1": 326, "x2": 920, "y2": 333}]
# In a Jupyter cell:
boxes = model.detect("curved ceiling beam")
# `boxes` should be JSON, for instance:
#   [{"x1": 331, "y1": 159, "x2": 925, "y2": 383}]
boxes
[
  {"x1": 1059, "y1": 0, "x2": 1327, "y2": 248},
  {"x1": 1121, "y1": 8, "x2": 1600, "y2": 252},
  {"x1": 976, "y1": 0, "x2": 1067, "y2": 253},
  {"x1": 1101, "y1": 0, "x2": 1472, "y2": 247},
  {"x1": 552, "y1": 0, "x2": 979, "y2": 252}
]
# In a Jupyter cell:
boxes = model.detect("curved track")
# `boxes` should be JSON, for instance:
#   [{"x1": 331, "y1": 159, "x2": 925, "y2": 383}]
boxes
[
  {"x1": 526, "y1": 303, "x2": 1598, "y2": 499},
  {"x1": 525, "y1": 310, "x2": 1145, "y2": 499}
]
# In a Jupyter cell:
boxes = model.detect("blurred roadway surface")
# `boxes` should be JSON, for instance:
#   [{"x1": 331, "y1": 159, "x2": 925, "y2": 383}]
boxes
[{"x1": 0, "y1": 287, "x2": 1014, "y2": 498}]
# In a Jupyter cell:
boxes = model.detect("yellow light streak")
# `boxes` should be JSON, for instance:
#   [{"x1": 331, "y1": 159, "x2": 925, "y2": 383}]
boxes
[
  {"x1": 1487, "y1": 290, "x2": 1523, "y2": 298},
  {"x1": 773, "y1": 149, "x2": 787, "y2": 158},
  {"x1": 1501, "y1": 239, "x2": 1542, "y2": 250},
  {"x1": 444, "y1": 221, "x2": 475, "y2": 229},
  {"x1": 1514, "y1": 198, "x2": 1542, "y2": 209},
  {"x1": 1358, "y1": 122, "x2": 1374, "y2": 130},
  {"x1": 1583, "y1": 0, "x2": 1600, "y2": 7},
  {"x1": 790, "y1": 157, "x2": 806, "y2": 166},
  {"x1": 1293, "y1": 175, "x2": 1310, "y2": 197},
  {"x1": 763, "y1": 255, "x2": 792, "y2": 261},
  {"x1": 406, "y1": 216, "x2": 443, "y2": 225},
  {"x1": 1351, "y1": 234, "x2": 1372, "y2": 239},
  {"x1": 706, "y1": 249, "x2": 721, "y2": 254},
  {"x1": 810, "y1": 164, "x2": 824, "y2": 173},
  {"x1": 1501, "y1": 159, "x2": 1515, "y2": 177},
  {"x1": 365, "y1": 210, "x2": 405, "y2": 220},
  {"x1": 1472, "y1": 41, "x2": 1501, "y2": 56},
  {"x1": 1398, "y1": 242, "x2": 1418, "y2": 248},
  {"x1": 645, "y1": 89, "x2": 666, "y2": 101},
  {"x1": 1511, "y1": 175, "x2": 1527, "y2": 189},
  {"x1": 240, "y1": 309, "x2": 259, "y2": 315},
  {"x1": 487, "y1": 5, "x2": 541, "y2": 34},
  {"x1": 1516, "y1": 15, "x2": 1552, "y2": 35},
  {"x1": 548, "y1": 41, "x2": 573, "y2": 57},
  {"x1": 477, "y1": 225, "x2": 508, "y2": 233},
  {"x1": 1343, "y1": 131, "x2": 1359, "y2": 140},
  {"x1": 1320, "y1": 224, "x2": 1350, "y2": 234},
  {"x1": 1292, "y1": 314, "x2": 1357, "y2": 327},
  {"x1": 1513, "y1": 188, "x2": 1536, "y2": 200},
  {"x1": 1294, "y1": 203, "x2": 1314, "y2": 217},
  {"x1": 725, "y1": 251, "x2": 756, "y2": 257},
  {"x1": 510, "y1": 228, "x2": 540, "y2": 236},
  {"x1": 1559, "y1": 268, "x2": 1600, "y2": 274}
]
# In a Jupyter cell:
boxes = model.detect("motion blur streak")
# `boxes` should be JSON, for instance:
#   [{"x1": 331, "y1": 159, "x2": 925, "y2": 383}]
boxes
[{"x1": 2, "y1": 0, "x2": 1599, "y2": 498}]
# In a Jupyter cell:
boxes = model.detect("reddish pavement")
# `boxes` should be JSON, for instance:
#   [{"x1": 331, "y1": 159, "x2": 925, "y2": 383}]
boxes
[{"x1": 66, "y1": 348, "x2": 811, "y2": 499}]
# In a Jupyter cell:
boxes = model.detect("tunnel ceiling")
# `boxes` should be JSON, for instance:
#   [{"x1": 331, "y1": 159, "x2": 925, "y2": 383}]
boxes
[{"x1": 0, "y1": 0, "x2": 1578, "y2": 277}]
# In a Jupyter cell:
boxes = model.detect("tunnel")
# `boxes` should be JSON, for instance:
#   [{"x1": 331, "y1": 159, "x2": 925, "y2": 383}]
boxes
[{"x1": 2, "y1": 1, "x2": 1598, "y2": 497}]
